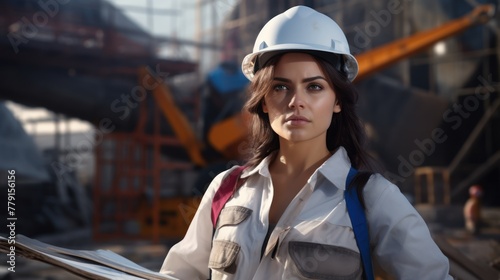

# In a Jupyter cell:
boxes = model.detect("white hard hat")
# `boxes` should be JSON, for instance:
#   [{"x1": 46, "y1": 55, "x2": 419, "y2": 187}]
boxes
[{"x1": 241, "y1": 5, "x2": 358, "y2": 82}]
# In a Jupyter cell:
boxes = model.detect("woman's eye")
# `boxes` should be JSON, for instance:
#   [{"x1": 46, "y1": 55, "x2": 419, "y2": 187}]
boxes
[
  {"x1": 308, "y1": 84, "x2": 323, "y2": 91},
  {"x1": 273, "y1": 84, "x2": 288, "y2": 91}
]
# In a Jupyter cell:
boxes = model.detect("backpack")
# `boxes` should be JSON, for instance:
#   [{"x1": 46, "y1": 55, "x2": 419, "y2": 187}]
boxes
[{"x1": 210, "y1": 166, "x2": 374, "y2": 280}]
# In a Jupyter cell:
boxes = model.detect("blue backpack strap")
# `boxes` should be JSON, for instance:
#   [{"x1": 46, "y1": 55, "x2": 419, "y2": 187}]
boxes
[{"x1": 345, "y1": 167, "x2": 374, "y2": 280}]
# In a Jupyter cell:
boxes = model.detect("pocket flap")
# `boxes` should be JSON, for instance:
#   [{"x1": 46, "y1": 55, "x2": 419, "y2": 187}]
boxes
[
  {"x1": 217, "y1": 206, "x2": 252, "y2": 229},
  {"x1": 209, "y1": 240, "x2": 240, "y2": 269},
  {"x1": 289, "y1": 241, "x2": 362, "y2": 279}
]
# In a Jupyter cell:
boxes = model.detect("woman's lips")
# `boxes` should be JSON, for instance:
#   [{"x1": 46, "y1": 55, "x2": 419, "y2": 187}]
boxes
[{"x1": 285, "y1": 115, "x2": 310, "y2": 124}]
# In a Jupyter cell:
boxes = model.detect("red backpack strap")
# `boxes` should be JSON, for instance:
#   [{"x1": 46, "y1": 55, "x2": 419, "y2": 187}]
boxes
[{"x1": 211, "y1": 166, "x2": 247, "y2": 229}]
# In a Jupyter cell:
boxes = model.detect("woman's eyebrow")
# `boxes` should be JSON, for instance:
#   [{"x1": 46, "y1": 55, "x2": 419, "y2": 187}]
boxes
[
  {"x1": 273, "y1": 76, "x2": 327, "y2": 83},
  {"x1": 303, "y1": 76, "x2": 327, "y2": 83}
]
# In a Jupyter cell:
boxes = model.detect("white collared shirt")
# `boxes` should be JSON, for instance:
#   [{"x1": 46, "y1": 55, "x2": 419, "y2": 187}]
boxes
[{"x1": 160, "y1": 147, "x2": 452, "y2": 279}]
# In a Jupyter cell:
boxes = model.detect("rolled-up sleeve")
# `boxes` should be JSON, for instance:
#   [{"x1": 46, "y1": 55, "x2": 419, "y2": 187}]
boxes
[
  {"x1": 364, "y1": 174, "x2": 452, "y2": 280},
  {"x1": 160, "y1": 169, "x2": 230, "y2": 279}
]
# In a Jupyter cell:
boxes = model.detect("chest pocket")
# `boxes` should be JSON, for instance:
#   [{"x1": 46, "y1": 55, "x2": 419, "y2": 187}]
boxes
[
  {"x1": 209, "y1": 240, "x2": 240, "y2": 275},
  {"x1": 288, "y1": 241, "x2": 363, "y2": 280},
  {"x1": 216, "y1": 206, "x2": 252, "y2": 230},
  {"x1": 210, "y1": 206, "x2": 252, "y2": 276}
]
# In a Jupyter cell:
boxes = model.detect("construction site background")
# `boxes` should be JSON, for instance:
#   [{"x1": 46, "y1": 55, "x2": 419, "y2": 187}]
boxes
[{"x1": 0, "y1": 0, "x2": 499, "y2": 279}]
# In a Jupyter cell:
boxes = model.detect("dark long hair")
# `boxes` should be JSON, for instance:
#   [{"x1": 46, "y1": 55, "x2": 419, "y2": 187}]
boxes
[{"x1": 243, "y1": 52, "x2": 372, "y2": 171}]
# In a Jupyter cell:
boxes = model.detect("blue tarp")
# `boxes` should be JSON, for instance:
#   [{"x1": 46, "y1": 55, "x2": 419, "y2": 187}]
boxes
[{"x1": 207, "y1": 62, "x2": 249, "y2": 95}]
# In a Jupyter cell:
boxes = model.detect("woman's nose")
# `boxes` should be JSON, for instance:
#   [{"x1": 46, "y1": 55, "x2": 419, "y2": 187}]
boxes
[{"x1": 288, "y1": 91, "x2": 305, "y2": 109}]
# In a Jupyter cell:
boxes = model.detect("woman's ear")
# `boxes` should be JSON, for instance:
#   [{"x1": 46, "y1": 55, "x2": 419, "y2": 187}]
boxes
[
  {"x1": 262, "y1": 100, "x2": 268, "y2": 113},
  {"x1": 333, "y1": 101, "x2": 341, "y2": 113}
]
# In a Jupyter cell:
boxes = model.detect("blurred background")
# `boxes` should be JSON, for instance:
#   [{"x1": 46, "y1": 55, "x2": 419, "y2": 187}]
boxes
[{"x1": 0, "y1": 0, "x2": 499, "y2": 279}]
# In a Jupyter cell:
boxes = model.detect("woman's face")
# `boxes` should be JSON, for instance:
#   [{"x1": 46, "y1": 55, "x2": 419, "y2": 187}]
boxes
[{"x1": 262, "y1": 52, "x2": 341, "y2": 145}]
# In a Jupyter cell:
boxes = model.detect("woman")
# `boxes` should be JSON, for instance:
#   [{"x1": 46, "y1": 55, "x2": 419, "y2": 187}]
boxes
[{"x1": 161, "y1": 6, "x2": 452, "y2": 279}]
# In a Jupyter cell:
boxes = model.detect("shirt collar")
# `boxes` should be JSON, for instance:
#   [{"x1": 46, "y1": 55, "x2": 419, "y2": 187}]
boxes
[
  {"x1": 240, "y1": 151, "x2": 275, "y2": 179},
  {"x1": 317, "y1": 146, "x2": 352, "y2": 190},
  {"x1": 241, "y1": 146, "x2": 352, "y2": 190}
]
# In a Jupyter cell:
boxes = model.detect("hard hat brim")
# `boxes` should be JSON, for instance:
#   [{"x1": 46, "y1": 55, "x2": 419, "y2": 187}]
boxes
[{"x1": 241, "y1": 43, "x2": 358, "y2": 82}]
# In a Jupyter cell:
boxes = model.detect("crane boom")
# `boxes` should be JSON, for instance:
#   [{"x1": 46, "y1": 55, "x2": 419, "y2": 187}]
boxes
[{"x1": 355, "y1": 4, "x2": 494, "y2": 80}]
